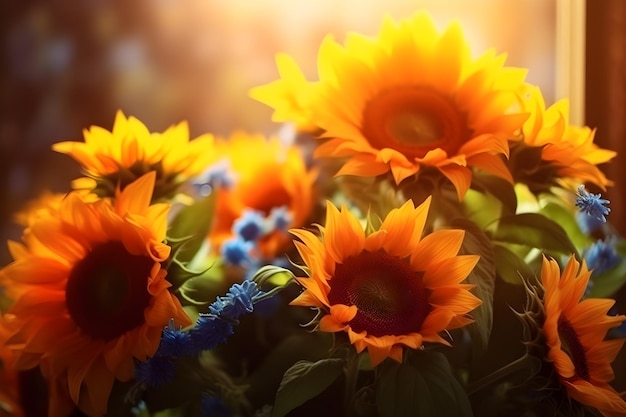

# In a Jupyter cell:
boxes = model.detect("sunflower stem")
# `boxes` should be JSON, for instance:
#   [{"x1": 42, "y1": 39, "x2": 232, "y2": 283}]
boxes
[{"x1": 466, "y1": 353, "x2": 533, "y2": 396}]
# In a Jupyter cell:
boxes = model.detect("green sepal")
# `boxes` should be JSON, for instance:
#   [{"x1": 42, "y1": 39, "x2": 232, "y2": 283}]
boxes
[
  {"x1": 271, "y1": 357, "x2": 345, "y2": 417},
  {"x1": 493, "y1": 213, "x2": 578, "y2": 256},
  {"x1": 375, "y1": 349, "x2": 473, "y2": 417}
]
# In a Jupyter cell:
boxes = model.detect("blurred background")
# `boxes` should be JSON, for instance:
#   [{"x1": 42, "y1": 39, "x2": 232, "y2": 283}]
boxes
[{"x1": 0, "y1": 0, "x2": 622, "y2": 266}]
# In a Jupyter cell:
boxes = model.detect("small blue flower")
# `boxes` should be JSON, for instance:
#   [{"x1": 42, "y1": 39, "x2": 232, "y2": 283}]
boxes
[
  {"x1": 198, "y1": 158, "x2": 237, "y2": 189},
  {"x1": 189, "y1": 315, "x2": 234, "y2": 353},
  {"x1": 221, "y1": 238, "x2": 254, "y2": 266},
  {"x1": 584, "y1": 239, "x2": 620, "y2": 275},
  {"x1": 208, "y1": 281, "x2": 262, "y2": 320},
  {"x1": 134, "y1": 356, "x2": 176, "y2": 388},
  {"x1": 575, "y1": 185, "x2": 610, "y2": 222},
  {"x1": 221, "y1": 281, "x2": 261, "y2": 319},
  {"x1": 233, "y1": 209, "x2": 267, "y2": 241},
  {"x1": 268, "y1": 206, "x2": 292, "y2": 231},
  {"x1": 158, "y1": 318, "x2": 193, "y2": 357}
]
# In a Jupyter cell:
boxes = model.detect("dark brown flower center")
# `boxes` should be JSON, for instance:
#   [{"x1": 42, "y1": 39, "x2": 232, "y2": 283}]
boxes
[
  {"x1": 327, "y1": 250, "x2": 431, "y2": 337},
  {"x1": 362, "y1": 88, "x2": 469, "y2": 159},
  {"x1": 66, "y1": 241, "x2": 153, "y2": 341},
  {"x1": 557, "y1": 317, "x2": 590, "y2": 381}
]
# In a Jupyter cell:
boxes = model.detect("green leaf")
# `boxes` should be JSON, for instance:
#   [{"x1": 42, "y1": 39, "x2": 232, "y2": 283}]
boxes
[
  {"x1": 493, "y1": 213, "x2": 577, "y2": 255},
  {"x1": 375, "y1": 350, "x2": 473, "y2": 417},
  {"x1": 246, "y1": 332, "x2": 333, "y2": 408},
  {"x1": 493, "y1": 244, "x2": 535, "y2": 285},
  {"x1": 539, "y1": 202, "x2": 592, "y2": 249},
  {"x1": 166, "y1": 192, "x2": 218, "y2": 289},
  {"x1": 471, "y1": 174, "x2": 518, "y2": 216},
  {"x1": 452, "y1": 219, "x2": 495, "y2": 351},
  {"x1": 272, "y1": 358, "x2": 345, "y2": 417},
  {"x1": 587, "y1": 258, "x2": 626, "y2": 298},
  {"x1": 167, "y1": 192, "x2": 217, "y2": 263}
]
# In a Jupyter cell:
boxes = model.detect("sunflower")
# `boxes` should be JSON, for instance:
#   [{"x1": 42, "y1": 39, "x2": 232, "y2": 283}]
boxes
[
  {"x1": 290, "y1": 197, "x2": 481, "y2": 366},
  {"x1": 251, "y1": 12, "x2": 529, "y2": 199},
  {"x1": 541, "y1": 255, "x2": 626, "y2": 416},
  {"x1": 52, "y1": 110, "x2": 215, "y2": 201},
  {"x1": 209, "y1": 132, "x2": 317, "y2": 259},
  {"x1": 516, "y1": 85, "x2": 616, "y2": 190},
  {"x1": 1, "y1": 172, "x2": 191, "y2": 417}
]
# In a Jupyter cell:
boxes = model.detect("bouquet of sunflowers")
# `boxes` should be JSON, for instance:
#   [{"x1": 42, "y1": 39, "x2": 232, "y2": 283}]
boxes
[{"x1": 1, "y1": 11, "x2": 625, "y2": 417}]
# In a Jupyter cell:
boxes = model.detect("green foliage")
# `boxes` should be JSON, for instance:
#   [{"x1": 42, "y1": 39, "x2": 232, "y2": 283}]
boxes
[
  {"x1": 493, "y1": 244, "x2": 535, "y2": 285},
  {"x1": 493, "y1": 213, "x2": 578, "y2": 256},
  {"x1": 166, "y1": 192, "x2": 218, "y2": 289},
  {"x1": 375, "y1": 350, "x2": 473, "y2": 417},
  {"x1": 470, "y1": 174, "x2": 518, "y2": 217},
  {"x1": 168, "y1": 192, "x2": 217, "y2": 262},
  {"x1": 587, "y1": 241, "x2": 626, "y2": 298},
  {"x1": 539, "y1": 202, "x2": 592, "y2": 249},
  {"x1": 246, "y1": 332, "x2": 334, "y2": 410},
  {"x1": 453, "y1": 219, "x2": 496, "y2": 351},
  {"x1": 272, "y1": 358, "x2": 345, "y2": 417}
]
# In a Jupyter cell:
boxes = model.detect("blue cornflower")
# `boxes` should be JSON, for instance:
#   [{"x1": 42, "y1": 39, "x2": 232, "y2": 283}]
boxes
[
  {"x1": 195, "y1": 158, "x2": 237, "y2": 191},
  {"x1": 221, "y1": 281, "x2": 261, "y2": 319},
  {"x1": 584, "y1": 239, "x2": 620, "y2": 275},
  {"x1": 268, "y1": 206, "x2": 292, "y2": 231},
  {"x1": 233, "y1": 209, "x2": 267, "y2": 241},
  {"x1": 157, "y1": 318, "x2": 193, "y2": 357},
  {"x1": 208, "y1": 281, "x2": 262, "y2": 320},
  {"x1": 189, "y1": 315, "x2": 234, "y2": 353},
  {"x1": 575, "y1": 185, "x2": 610, "y2": 222},
  {"x1": 134, "y1": 356, "x2": 176, "y2": 388},
  {"x1": 221, "y1": 238, "x2": 254, "y2": 266},
  {"x1": 576, "y1": 211, "x2": 605, "y2": 236},
  {"x1": 201, "y1": 393, "x2": 231, "y2": 417}
]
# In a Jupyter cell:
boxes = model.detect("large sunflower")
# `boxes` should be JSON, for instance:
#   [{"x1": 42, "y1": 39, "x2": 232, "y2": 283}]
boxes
[
  {"x1": 52, "y1": 110, "x2": 215, "y2": 201},
  {"x1": 290, "y1": 198, "x2": 481, "y2": 366},
  {"x1": 517, "y1": 86, "x2": 616, "y2": 190},
  {"x1": 209, "y1": 132, "x2": 317, "y2": 259},
  {"x1": 1, "y1": 172, "x2": 191, "y2": 417},
  {"x1": 541, "y1": 255, "x2": 626, "y2": 416},
  {"x1": 251, "y1": 12, "x2": 529, "y2": 199}
]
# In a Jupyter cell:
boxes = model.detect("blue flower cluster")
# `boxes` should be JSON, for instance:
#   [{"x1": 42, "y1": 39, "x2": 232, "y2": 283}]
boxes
[
  {"x1": 134, "y1": 280, "x2": 265, "y2": 388},
  {"x1": 575, "y1": 185, "x2": 610, "y2": 223},
  {"x1": 221, "y1": 206, "x2": 292, "y2": 267},
  {"x1": 193, "y1": 158, "x2": 237, "y2": 197},
  {"x1": 585, "y1": 239, "x2": 620, "y2": 276}
]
